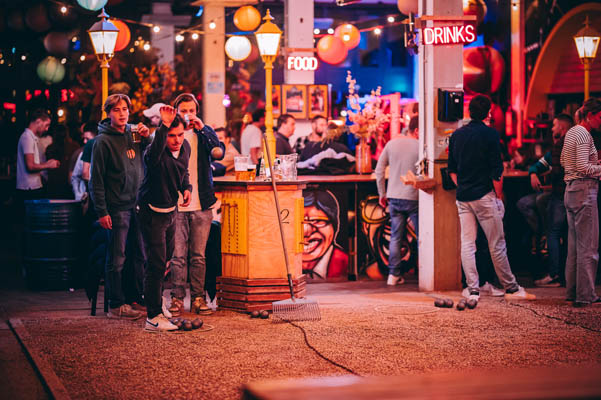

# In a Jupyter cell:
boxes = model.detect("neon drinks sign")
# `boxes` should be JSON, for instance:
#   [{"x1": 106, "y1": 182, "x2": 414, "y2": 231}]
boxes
[{"x1": 422, "y1": 24, "x2": 476, "y2": 45}]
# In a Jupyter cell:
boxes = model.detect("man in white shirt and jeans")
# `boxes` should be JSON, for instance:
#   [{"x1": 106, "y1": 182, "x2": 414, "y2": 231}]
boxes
[{"x1": 16, "y1": 110, "x2": 59, "y2": 205}]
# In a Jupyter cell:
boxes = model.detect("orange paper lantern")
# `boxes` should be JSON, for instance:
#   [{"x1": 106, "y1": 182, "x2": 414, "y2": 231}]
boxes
[
  {"x1": 110, "y1": 19, "x2": 131, "y2": 52},
  {"x1": 317, "y1": 35, "x2": 348, "y2": 65},
  {"x1": 334, "y1": 24, "x2": 360, "y2": 50},
  {"x1": 397, "y1": 0, "x2": 418, "y2": 15},
  {"x1": 233, "y1": 6, "x2": 261, "y2": 32}
]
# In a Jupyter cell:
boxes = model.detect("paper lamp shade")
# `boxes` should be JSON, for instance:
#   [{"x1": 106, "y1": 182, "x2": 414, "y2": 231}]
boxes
[
  {"x1": 44, "y1": 32, "x2": 70, "y2": 56},
  {"x1": 225, "y1": 36, "x2": 252, "y2": 61},
  {"x1": 37, "y1": 56, "x2": 66, "y2": 84},
  {"x1": 334, "y1": 24, "x2": 360, "y2": 50},
  {"x1": 397, "y1": 0, "x2": 418, "y2": 15},
  {"x1": 77, "y1": 0, "x2": 108, "y2": 11},
  {"x1": 110, "y1": 19, "x2": 131, "y2": 52},
  {"x1": 233, "y1": 6, "x2": 261, "y2": 32},
  {"x1": 317, "y1": 35, "x2": 348, "y2": 65},
  {"x1": 25, "y1": 3, "x2": 51, "y2": 33}
]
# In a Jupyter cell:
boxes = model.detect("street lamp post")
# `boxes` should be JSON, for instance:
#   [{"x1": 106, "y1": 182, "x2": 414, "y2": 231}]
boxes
[
  {"x1": 254, "y1": 9, "x2": 282, "y2": 166},
  {"x1": 573, "y1": 16, "x2": 600, "y2": 101},
  {"x1": 88, "y1": 9, "x2": 119, "y2": 118}
]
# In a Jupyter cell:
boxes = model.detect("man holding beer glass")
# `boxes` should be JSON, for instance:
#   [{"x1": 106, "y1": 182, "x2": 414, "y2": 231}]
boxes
[
  {"x1": 168, "y1": 93, "x2": 224, "y2": 316},
  {"x1": 89, "y1": 94, "x2": 150, "y2": 320}
]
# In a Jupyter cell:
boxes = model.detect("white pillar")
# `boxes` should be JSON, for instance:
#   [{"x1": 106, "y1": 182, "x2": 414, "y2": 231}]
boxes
[
  {"x1": 284, "y1": 0, "x2": 314, "y2": 138},
  {"x1": 202, "y1": 5, "x2": 226, "y2": 128},
  {"x1": 417, "y1": 0, "x2": 463, "y2": 291},
  {"x1": 142, "y1": 3, "x2": 190, "y2": 66}
]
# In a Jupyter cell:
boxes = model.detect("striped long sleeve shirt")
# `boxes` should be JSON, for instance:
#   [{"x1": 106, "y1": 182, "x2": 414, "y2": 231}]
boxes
[{"x1": 560, "y1": 124, "x2": 601, "y2": 182}]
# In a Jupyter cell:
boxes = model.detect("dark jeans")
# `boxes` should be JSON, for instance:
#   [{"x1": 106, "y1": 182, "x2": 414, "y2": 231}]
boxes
[
  {"x1": 105, "y1": 209, "x2": 145, "y2": 309},
  {"x1": 388, "y1": 198, "x2": 418, "y2": 277},
  {"x1": 205, "y1": 221, "x2": 222, "y2": 301},
  {"x1": 139, "y1": 205, "x2": 176, "y2": 319}
]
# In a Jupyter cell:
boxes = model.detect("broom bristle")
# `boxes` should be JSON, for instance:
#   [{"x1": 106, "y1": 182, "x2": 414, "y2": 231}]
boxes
[{"x1": 272, "y1": 298, "x2": 321, "y2": 322}]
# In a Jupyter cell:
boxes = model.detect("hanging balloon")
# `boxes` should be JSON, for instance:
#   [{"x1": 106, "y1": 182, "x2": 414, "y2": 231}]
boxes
[
  {"x1": 225, "y1": 36, "x2": 252, "y2": 61},
  {"x1": 397, "y1": 0, "x2": 418, "y2": 15},
  {"x1": 76, "y1": 0, "x2": 108, "y2": 11},
  {"x1": 25, "y1": 3, "x2": 51, "y2": 33},
  {"x1": 316, "y1": 35, "x2": 348, "y2": 65},
  {"x1": 334, "y1": 24, "x2": 360, "y2": 50},
  {"x1": 110, "y1": 19, "x2": 131, "y2": 52},
  {"x1": 463, "y1": 46, "x2": 505, "y2": 94},
  {"x1": 233, "y1": 6, "x2": 261, "y2": 32},
  {"x1": 44, "y1": 32, "x2": 70, "y2": 56},
  {"x1": 37, "y1": 56, "x2": 66, "y2": 84},
  {"x1": 463, "y1": 0, "x2": 487, "y2": 28},
  {"x1": 8, "y1": 10, "x2": 25, "y2": 31}
]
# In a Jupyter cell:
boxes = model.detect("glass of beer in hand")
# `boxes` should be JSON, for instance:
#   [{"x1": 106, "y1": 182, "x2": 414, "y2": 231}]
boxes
[
  {"x1": 234, "y1": 156, "x2": 250, "y2": 180},
  {"x1": 130, "y1": 124, "x2": 141, "y2": 143}
]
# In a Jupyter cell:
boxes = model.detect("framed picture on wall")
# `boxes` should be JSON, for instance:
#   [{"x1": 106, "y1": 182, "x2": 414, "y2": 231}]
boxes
[
  {"x1": 308, "y1": 85, "x2": 328, "y2": 119},
  {"x1": 282, "y1": 84, "x2": 306, "y2": 119},
  {"x1": 272, "y1": 85, "x2": 281, "y2": 116}
]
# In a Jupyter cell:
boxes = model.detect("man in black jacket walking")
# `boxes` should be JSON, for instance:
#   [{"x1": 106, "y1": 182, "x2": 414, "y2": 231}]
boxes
[
  {"x1": 89, "y1": 94, "x2": 150, "y2": 320},
  {"x1": 138, "y1": 106, "x2": 191, "y2": 331},
  {"x1": 168, "y1": 93, "x2": 225, "y2": 316}
]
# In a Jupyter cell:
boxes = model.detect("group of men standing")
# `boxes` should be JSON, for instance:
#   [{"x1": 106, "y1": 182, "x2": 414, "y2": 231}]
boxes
[{"x1": 84, "y1": 93, "x2": 223, "y2": 331}]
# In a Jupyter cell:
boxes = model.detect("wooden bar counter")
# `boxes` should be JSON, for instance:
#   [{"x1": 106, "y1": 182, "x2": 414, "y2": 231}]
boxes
[{"x1": 214, "y1": 177, "x2": 307, "y2": 312}]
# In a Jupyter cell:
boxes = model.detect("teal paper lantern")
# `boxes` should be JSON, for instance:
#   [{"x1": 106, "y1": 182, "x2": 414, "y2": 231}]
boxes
[
  {"x1": 37, "y1": 57, "x2": 66, "y2": 84},
  {"x1": 77, "y1": 0, "x2": 108, "y2": 11}
]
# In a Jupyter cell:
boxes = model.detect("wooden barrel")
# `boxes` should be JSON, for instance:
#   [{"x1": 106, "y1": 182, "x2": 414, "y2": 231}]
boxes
[{"x1": 24, "y1": 200, "x2": 81, "y2": 290}]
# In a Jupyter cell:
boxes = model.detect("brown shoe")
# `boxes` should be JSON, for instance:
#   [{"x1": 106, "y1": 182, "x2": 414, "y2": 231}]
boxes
[
  {"x1": 191, "y1": 297, "x2": 212, "y2": 315},
  {"x1": 130, "y1": 302, "x2": 147, "y2": 314},
  {"x1": 107, "y1": 304, "x2": 143, "y2": 320},
  {"x1": 168, "y1": 297, "x2": 184, "y2": 317}
]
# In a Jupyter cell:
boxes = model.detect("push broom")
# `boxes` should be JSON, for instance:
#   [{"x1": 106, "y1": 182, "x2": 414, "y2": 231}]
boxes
[{"x1": 260, "y1": 131, "x2": 320, "y2": 322}]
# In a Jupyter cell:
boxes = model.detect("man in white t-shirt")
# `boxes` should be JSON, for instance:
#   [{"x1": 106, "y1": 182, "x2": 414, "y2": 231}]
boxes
[
  {"x1": 16, "y1": 110, "x2": 59, "y2": 204},
  {"x1": 240, "y1": 108, "x2": 265, "y2": 165}
]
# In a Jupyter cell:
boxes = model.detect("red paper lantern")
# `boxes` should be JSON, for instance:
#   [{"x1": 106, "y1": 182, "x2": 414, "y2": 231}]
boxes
[
  {"x1": 245, "y1": 43, "x2": 259, "y2": 63},
  {"x1": 233, "y1": 6, "x2": 261, "y2": 32},
  {"x1": 110, "y1": 19, "x2": 131, "y2": 52},
  {"x1": 334, "y1": 24, "x2": 360, "y2": 50},
  {"x1": 317, "y1": 35, "x2": 348, "y2": 65},
  {"x1": 463, "y1": 46, "x2": 505, "y2": 94},
  {"x1": 25, "y1": 3, "x2": 51, "y2": 33},
  {"x1": 44, "y1": 32, "x2": 70, "y2": 56}
]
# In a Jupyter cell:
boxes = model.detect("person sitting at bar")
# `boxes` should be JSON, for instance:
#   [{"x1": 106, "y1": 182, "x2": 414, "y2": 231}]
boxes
[
  {"x1": 275, "y1": 114, "x2": 295, "y2": 155},
  {"x1": 213, "y1": 127, "x2": 239, "y2": 175},
  {"x1": 293, "y1": 115, "x2": 327, "y2": 155},
  {"x1": 375, "y1": 115, "x2": 419, "y2": 286},
  {"x1": 240, "y1": 109, "x2": 264, "y2": 165},
  {"x1": 138, "y1": 106, "x2": 191, "y2": 332},
  {"x1": 297, "y1": 123, "x2": 354, "y2": 174}
]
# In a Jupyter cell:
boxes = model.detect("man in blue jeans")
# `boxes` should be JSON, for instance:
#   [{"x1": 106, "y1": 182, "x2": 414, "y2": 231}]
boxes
[
  {"x1": 448, "y1": 95, "x2": 535, "y2": 303},
  {"x1": 375, "y1": 116, "x2": 419, "y2": 285},
  {"x1": 168, "y1": 93, "x2": 224, "y2": 316},
  {"x1": 89, "y1": 94, "x2": 150, "y2": 319}
]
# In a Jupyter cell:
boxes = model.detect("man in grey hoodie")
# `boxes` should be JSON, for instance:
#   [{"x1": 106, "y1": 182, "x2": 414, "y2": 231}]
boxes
[{"x1": 89, "y1": 94, "x2": 150, "y2": 320}]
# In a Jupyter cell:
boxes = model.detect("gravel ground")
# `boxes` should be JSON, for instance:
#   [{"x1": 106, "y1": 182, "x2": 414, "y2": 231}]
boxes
[{"x1": 19, "y1": 289, "x2": 601, "y2": 400}]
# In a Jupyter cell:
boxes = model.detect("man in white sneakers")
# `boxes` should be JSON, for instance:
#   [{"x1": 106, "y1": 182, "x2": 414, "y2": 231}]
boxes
[{"x1": 448, "y1": 95, "x2": 535, "y2": 304}]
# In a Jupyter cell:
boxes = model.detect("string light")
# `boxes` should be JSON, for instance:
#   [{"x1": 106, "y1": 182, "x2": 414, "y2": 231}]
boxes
[
  {"x1": 153, "y1": 25, "x2": 160, "y2": 33},
  {"x1": 60, "y1": 58, "x2": 67, "y2": 64},
  {"x1": 191, "y1": 32, "x2": 199, "y2": 40},
  {"x1": 71, "y1": 36, "x2": 78, "y2": 43},
  {"x1": 60, "y1": 6, "x2": 67, "y2": 14},
  {"x1": 387, "y1": 16, "x2": 395, "y2": 23},
  {"x1": 374, "y1": 27, "x2": 382, "y2": 35},
  {"x1": 314, "y1": 28, "x2": 320, "y2": 35},
  {"x1": 327, "y1": 28, "x2": 334, "y2": 34},
  {"x1": 57, "y1": 108, "x2": 65, "y2": 117},
  {"x1": 80, "y1": 55, "x2": 86, "y2": 61},
  {"x1": 175, "y1": 34, "x2": 184, "y2": 42},
  {"x1": 143, "y1": 43, "x2": 150, "y2": 51},
  {"x1": 129, "y1": 48, "x2": 134, "y2": 53},
  {"x1": 21, "y1": 55, "x2": 26, "y2": 61}
]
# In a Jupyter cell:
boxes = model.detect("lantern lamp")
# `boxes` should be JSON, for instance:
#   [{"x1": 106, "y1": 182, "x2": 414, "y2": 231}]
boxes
[
  {"x1": 254, "y1": 9, "x2": 282, "y2": 59},
  {"x1": 573, "y1": 16, "x2": 600, "y2": 100}
]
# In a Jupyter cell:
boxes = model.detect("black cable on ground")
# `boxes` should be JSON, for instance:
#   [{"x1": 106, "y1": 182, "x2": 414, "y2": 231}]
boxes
[
  {"x1": 504, "y1": 301, "x2": 601, "y2": 333},
  {"x1": 287, "y1": 321, "x2": 362, "y2": 376}
]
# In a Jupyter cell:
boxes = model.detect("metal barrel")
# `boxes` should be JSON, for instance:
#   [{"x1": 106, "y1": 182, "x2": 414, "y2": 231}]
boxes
[{"x1": 24, "y1": 199, "x2": 81, "y2": 290}]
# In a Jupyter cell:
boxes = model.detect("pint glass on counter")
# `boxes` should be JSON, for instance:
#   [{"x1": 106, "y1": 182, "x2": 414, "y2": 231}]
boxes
[{"x1": 234, "y1": 155, "x2": 250, "y2": 180}]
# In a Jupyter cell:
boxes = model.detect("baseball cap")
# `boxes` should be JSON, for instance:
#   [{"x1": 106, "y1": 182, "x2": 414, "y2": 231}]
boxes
[{"x1": 143, "y1": 103, "x2": 166, "y2": 118}]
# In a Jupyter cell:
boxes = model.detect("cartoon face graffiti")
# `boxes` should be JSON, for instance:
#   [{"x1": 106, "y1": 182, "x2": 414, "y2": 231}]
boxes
[{"x1": 303, "y1": 205, "x2": 335, "y2": 264}]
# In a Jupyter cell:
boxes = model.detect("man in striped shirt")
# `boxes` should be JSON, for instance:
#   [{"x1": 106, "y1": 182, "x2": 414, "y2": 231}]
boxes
[{"x1": 560, "y1": 97, "x2": 601, "y2": 308}]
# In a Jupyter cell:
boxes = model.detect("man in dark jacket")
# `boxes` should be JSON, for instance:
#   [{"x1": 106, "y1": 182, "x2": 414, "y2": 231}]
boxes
[
  {"x1": 138, "y1": 106, "x2": 191, "y2": 331},
  {"x1": 89, "y1": 94, "x2": 150, "y2": 320},
  {"x1": 168, "y1": 93, "x2": 225, "y2": 316}
]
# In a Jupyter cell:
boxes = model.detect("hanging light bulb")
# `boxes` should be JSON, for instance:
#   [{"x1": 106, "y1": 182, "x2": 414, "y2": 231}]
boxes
[
  {"x1": 314, "y1": 28, "x2": 320, "y2": 35},
  {"x1": 374, "y1": 28, "x2": 382, "y2": 35},
  {"x1": 60, "y1": 6, "x2": 68, "y2": 14},
  {"x1": 175, "y1": 34, "x2": 184, "y2": 42},
  {"x1": 143, "y1": 43, "x2": 150, "y2": 51},
  {"x1": 191, "y1": 32, "x2": 199, "y2": 40},
  {"x1": 209, "y1": 21, "x2": 216, "y2": 30},
  {"x1": 387, "y1": 16, "x2": 395, "y2": 23},
  {"x1": 153, "y1": 25, "x2": 160, "y2": 33}
]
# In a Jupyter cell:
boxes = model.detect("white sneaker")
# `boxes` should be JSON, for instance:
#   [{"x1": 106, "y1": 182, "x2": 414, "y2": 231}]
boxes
[
  {"x1": 479, "y1": 282, "x2": 505, "y2": 297},
  {"x1": 144, "y1": 314, "x2": 178, "y2": 332},
  {"x1": 162, "y1": 300, "x2": 172, "y2": 318},
  {"x1": 387, "y1": 274, "x2": 405, "y2": 286},
  {"x1": 205, "y1": 293, "x2": 217, "y2": 311},
  {"x1": 504, "y1": 286, "x2": 536, "y2": 301},
  {"x1": 461, "y1": 287, "x2": 480, "y2": 301}
]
